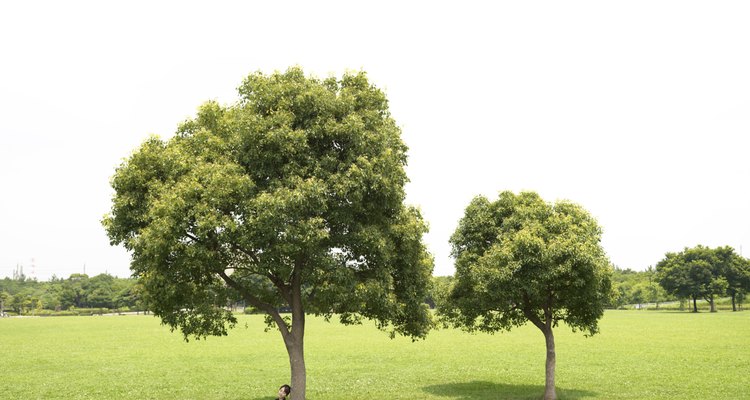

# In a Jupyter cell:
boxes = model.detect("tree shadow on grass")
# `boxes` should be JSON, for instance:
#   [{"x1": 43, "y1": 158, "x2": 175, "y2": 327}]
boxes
[{"x1": 423, "y1": 380, "x2": 597, "y2": 400}]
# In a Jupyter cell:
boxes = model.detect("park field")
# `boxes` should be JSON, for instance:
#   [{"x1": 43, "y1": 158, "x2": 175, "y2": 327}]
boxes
[{"x1": 1, "y1": 310, "x2": 748, "y2": 399}]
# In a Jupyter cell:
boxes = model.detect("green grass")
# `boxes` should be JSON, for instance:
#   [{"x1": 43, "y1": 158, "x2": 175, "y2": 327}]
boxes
[{"x1": 1, "y1": 310, "x2": 748, "y2": 399}]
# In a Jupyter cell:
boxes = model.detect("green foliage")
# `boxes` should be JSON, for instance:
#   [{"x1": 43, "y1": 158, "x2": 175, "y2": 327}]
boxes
[
  {"x1": 48, "y1": 310, "x2": 81, "y2": 316},
  {"x1": 0, "y1": 290, "x2": 11, "y2": 312},
  {"x1": 609, "y1": 267, "x2": 672, "y2": 309},
  {"x1": 443, "y1": 191, "x2": 612, "y2": 336},
  {"x1": 656, "y1": 245, "x2": 748, "y2": 311},
  {"x1": 102, "y1": 68, "x2": 433, "y2": 398},
  {"x1": 426, "y1": 275, "x2": 453, "y2": 309},
  {"x1": 103, "y1": 66, "x2": 433, "y2": 340},
  {"x1": 443, "y1": 191, "x2": 613, "y2": 399},
  {"x1": 0, "y1": 274, "x2": 140, "y2": 313}
]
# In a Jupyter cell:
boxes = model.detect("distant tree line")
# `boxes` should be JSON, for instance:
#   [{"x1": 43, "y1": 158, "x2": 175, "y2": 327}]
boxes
[
  {"x1": 609, "y1": 266, "x2": 670, "y2": 309},
  {"x1": 428, "y1": 270, "x2": 665, "y2": 311},
  {"x1": 429, "y1": 245, "x2": 750, "y2": 313},
  {"x1": 0, "y1": 273, "x2": 143, "y2": 315}
]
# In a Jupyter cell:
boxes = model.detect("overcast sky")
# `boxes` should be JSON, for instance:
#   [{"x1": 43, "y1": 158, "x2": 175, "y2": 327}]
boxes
[{"x1": 1, "y1": 1, "x2": 749, "y2": 280}]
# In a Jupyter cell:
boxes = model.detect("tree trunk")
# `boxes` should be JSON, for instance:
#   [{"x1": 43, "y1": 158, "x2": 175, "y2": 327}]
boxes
[
  {"x1": 709, "y1": 294, "x2": 716, "y2": 313},
  {"x1": 692, "y1": 296, "x2": 698, "y2": 313},
  {"x1": 731, "y1": 293, "x2": 737, "y2": 312},
  {"x1": 287, "y1": 265, "x2": 307, "y2": 399},
  {"x1": 275, "y1": 299, "x2": 307, "y2": 399},
  {"x1": 220, "y1": 269, "x2": 308, "y2": 399},
  {"x1": 543, "y1": 327, "x2": 557, "y2": 400},
  {"x1": 284, "y1": 336, "x2": 306, "y2": 399},
  {"x1": 522, "y1": 302, "x2": 557, "y2": 400}
]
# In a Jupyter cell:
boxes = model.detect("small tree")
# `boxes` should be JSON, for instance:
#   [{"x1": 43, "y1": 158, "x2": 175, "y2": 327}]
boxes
[
  {"x1": 442, "y1": 191, "x2": 612, "y2": 400},
  {"x1": 630, "y1": 283, "x2": 646, "y2": 309},
  {"x1": 644, "y1": 282, "x2": 666, "y2": 309},
  {"x1": 0, "y1": 291, "x2": 9, "y2": 315},
  {"x1": 103, "y1": 67, "x2": 433, "y2": 399},
  {"x1": 643, "y1": 266, "x2": 668, "y2": 309},
  {"x1": 608, "y1": 282, "x2": 628, "y2": 309}
]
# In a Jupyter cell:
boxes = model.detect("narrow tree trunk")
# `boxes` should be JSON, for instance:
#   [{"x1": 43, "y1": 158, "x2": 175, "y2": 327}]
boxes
[
  {"x1": 524, "y1": 300, "x2": 557, "y2": 400},
  {"x1": 709, "y1": 294, "x2": 716, "y2": 313},
  {"x1": 692, "y1": 296, "x2": 698, "y2": 313},
  {"x1": 543, "y1": 327, "x2": 557, "y2": 400},
  {"x1": 731, "y1": 293, "x2": 737, "y2": 312}
]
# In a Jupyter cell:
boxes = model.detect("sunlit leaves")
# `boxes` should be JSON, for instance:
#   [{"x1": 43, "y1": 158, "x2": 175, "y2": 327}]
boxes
[
  {"x1": 103, "y1": 67, "x2": 432, "y2": 341},
  {"x1": 443, "y1": 191, "x2": 612, "y2": 337},
  {"x1": 656, "y1": 245, "x2": 747, "y2": 311}
]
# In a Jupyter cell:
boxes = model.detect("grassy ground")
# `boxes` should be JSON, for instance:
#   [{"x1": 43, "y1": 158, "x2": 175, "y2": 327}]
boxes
[{"x1": 1, "y1": 310, "x2": 748, "y2": 399}]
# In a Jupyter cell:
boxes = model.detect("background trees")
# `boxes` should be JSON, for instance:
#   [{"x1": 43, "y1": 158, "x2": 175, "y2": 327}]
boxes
[
  {"x1": 102, "y1": 67, "x2": 433, "y2": 399},
  {"x1": 0, "y1": 291, "x2": 9, "y2": 315},
  {"x1": 441, "y1": 191, "x2": 612, "y2": 400},
  {"x1": 715, "y1": 246, "x2": 750, "y2": 311},
  {"x1": 0, "y1": 273, "x2": 139, "y2": 314},
  {"x1": 608, "y1": 267, "x2": 671, "y2": 309},
  {"x1": 656, "y1": 245, "x2": 749, "y2": 312}
]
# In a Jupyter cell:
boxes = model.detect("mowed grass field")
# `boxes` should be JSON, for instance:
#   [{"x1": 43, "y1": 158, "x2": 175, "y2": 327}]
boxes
[{"x1": 1, "y1": 310, "x2": 748, "y2": 399}]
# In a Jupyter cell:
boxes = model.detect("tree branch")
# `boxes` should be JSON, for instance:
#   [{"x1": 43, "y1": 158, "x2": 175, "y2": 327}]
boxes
[
  {"x1": 522, "y1": 291, "x2": 546, "y2": 332},
  {"x1": 227, "y1": 241, "x2": 262, "y2": 265},
  {"x1": 217, "y1": 270, "x2": 290, "y2": 337}
]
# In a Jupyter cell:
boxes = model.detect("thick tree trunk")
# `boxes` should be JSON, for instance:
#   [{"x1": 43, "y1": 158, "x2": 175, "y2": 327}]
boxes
[
  {"x1": 709, "y1": 294, "x2": 716, "y2": 312},
  {"x1": 523, "y1": 300, "x2": 558, "y2": 400},
  {"x1": 274, "y1": 291, "x2": 307, "y2": 399},
  {"x1": 285, "y1": 336, "x2": 306, "y2": 399},
  {"x1": 543, "y1": 328, "x2": 557, "y2": 400},
  {"x1": 287, "y1": 265, "x2": 307, "y2": 399}
]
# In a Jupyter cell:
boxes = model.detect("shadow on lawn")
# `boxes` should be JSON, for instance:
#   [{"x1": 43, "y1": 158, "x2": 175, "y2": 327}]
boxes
[{"x1": 423, "y1": 380, "x2": 597, "y2": 400}]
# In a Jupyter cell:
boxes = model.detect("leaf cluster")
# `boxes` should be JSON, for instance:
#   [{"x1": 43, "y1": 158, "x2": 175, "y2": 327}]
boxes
[
  {"x1": 103, "y1": 67, "x2": 433, "y2": 340},
  {"x1": 656, "y1": 245, "x2": 750, "y2": 303},
  {"x1": 442, "y1": 191, "x2": 612, "y2": 336}
]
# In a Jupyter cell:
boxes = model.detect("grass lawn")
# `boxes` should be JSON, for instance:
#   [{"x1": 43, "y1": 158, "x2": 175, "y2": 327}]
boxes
[{"x1": 1, "y1": 310, "x2": 748, "y2": 399}]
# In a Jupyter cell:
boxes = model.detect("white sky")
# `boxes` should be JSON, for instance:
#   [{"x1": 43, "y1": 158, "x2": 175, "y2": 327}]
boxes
[{"x1": 1, "y1": 1, "x2": 749, "y2": 280}]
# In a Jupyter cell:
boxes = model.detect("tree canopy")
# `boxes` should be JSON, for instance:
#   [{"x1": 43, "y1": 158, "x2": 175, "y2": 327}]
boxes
[
  {"x1": 102, "y1": 67, "x2": 433, "y2": 399},
  {"x1": 441, "y1": 191, "x2": 612, "y2": 400},
  {"x1": 657, "y1": 245, "x2": 748, "y2": 312}
]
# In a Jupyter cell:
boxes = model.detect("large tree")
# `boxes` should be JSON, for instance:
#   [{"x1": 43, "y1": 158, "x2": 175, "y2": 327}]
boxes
[
  {"x1": 441, "y1": 191, "x2": 612, "y2": 400},
  {"x1": 103, "y1": 67, "x2": 433, "y2": 399}
]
